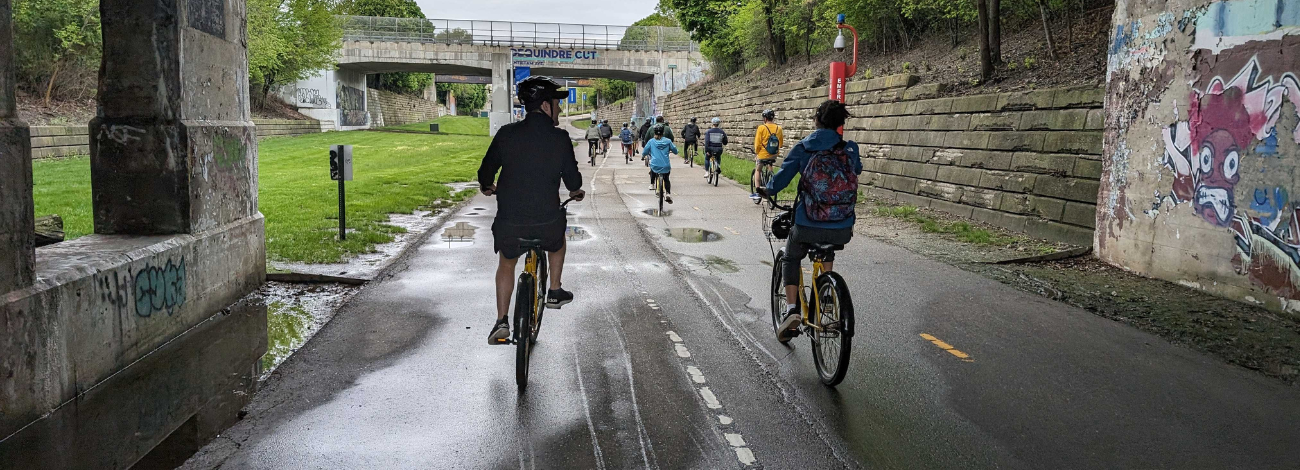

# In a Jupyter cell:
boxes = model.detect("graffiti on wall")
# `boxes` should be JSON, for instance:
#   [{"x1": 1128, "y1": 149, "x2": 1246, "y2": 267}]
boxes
[
  {"x1": 1156, "y1": 50, "x2": 1300, "y2": 297},
  {"x1": 296, "y1": 88, "x2": 329, "y2": 107},
  {"x1": 134, "y1": 258, "x2": 187, "y2": 317},
  {"x1": 338, "y1": 84, "x2": 367, "y2": 127}
]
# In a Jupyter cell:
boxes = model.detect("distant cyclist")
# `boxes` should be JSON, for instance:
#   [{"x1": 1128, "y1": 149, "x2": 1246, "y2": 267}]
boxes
[
  {"x1": 637, "y1": 118, "x2": 653, "y2": 151},
  {"x1": 751, "y1": 109, "x2": 784, "y2": 201},
  {"x1": 478, "y1": 76, "x2": 585, "y2": 344},
  {"x1": 642, "y1": 115, "x2": 673, "y2": 142},
  {"x1": 643, "y1": 124, "x2": 679, "y2": 204},
  {"x1": 681, "y1": 117, "x2": 701, "y2": 163},
  {"x1": 619, "y1": 123, "x2": 634, "y2": 158},
  {"x1": 584, "y1": 118, "x2": 601, "y2": 156},
  {"x1": 759, "y1": 100, "x2": 860, "y2": 342},
  {"x1": 599, "y1": 119, "x2": 613, "y2": 154},
  {"x1": 703, "y1": 117, "x2": 728, "y2": 176}
]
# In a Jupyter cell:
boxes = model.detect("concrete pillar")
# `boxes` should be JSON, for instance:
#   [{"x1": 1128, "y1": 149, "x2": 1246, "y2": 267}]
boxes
[
  {"x1": 91, "y1": 0, "x2": 258, "y2": 235},
  {"x1": 635, "y1": 78, "x2": 655, "y2": 120},
  {"x1": 489, "y1": 52, "x2": 512, "y2": 136},
  {"x1": 0, "y1": 0, "x2": 34, "y2": 293}
]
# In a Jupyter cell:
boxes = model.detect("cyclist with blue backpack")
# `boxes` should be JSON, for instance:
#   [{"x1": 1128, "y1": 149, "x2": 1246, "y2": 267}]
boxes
[
  {"x1": 759, "y1": 100, "x2": 861, "y2": 342},
  {"x1": 752, "y1": 109, "x2": 784, "y2": 202}
]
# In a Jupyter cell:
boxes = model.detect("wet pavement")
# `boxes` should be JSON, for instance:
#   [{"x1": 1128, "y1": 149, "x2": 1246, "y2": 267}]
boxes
[{"x1": 185, "y1": 141, "x2": 1300, "y2": 469}]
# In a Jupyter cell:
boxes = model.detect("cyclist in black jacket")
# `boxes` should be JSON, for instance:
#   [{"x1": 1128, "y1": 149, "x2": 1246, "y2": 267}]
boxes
[
  {"x1": 681, "y1": 117, "x2": 701, "y2": 163},
  {"x1": 478, "y1": 76, "x2": 586, "y2": 344}
]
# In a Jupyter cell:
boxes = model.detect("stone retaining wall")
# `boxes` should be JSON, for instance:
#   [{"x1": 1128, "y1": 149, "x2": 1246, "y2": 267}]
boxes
[
  {"x1": 660, "y1": 75, "x2": 1104, "y2": 245},
  {"x1": 367, "y1": 88, "x2": 441, "y2": 128},
  {"x1": 29, "y1": 119, "x2": 322, "y2": 159},
  {"x1": 596, "y1": 100, "x2": 636, "y2": 125}
]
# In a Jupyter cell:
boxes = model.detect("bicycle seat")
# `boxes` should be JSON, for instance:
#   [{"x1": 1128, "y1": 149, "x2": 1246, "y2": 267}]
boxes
[
  {"x1": 807, "y1": 243, "x2": 844, "y2": 252},
  {"x1": 517, "y1": 238, "x2": 543, "y2": 248}
]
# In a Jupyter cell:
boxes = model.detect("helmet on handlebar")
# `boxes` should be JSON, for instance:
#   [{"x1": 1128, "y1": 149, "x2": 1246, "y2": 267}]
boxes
[{"x1": 770, "y1": 210, "x2": 793, "y2": 240}]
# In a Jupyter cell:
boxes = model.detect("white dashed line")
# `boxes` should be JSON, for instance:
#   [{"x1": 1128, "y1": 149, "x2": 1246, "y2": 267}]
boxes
[
  {"x1": 699, "y1": 387, "x2": 722, "y2": 409},
  {"x1": 735, "y1": 447, "x2": 757, "y2": 465},
  {"x1": 667, "y1": 331, "x2": 683, "y2": 342},
  {"x1": 725, "y1": 434, "x2": 747, "y2": 447},
  {"x1": 674, "y1": 344, "x2": 691, "y2": 358},
  {"x1": 685, "y1": 366, "x2": 706, "y2": 384},
  {"x1": 718, "y1": 415, "x2": 733, "y2": 425}
]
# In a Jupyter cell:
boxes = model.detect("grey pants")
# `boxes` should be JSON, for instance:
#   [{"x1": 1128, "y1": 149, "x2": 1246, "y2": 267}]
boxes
[{"x1": 783, "y1": 224, "x2": 853, "y2": 286}]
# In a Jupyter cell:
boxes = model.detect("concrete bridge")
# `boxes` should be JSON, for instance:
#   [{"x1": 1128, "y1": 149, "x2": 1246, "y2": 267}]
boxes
[{"x1": 288, "y1": 16, "x2": 707, "y2": 134}]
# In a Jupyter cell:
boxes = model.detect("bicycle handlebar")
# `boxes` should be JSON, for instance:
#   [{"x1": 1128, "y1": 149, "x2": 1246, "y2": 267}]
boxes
[{"x1": 761, "y1": 192, "x2": 794, "y2": 211}]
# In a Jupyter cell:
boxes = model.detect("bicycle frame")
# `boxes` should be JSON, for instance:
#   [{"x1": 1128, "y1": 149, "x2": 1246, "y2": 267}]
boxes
[{"x1": 794, "y1": 258, "x2": 829, "y2": 333}]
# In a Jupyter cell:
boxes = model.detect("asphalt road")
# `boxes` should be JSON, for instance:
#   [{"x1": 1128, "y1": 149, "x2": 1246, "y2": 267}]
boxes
[{"x1": 184, "y1": 125, "x2": 1300, "y2": 469}]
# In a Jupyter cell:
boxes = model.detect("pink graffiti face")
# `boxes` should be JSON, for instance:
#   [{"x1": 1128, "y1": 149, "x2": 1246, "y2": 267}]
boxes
[{"x1": 1192, "y1": 129, "x2": 1241, "y2": 225}]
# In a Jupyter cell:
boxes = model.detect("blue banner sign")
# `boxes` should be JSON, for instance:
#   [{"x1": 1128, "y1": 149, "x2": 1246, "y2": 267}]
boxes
[
  {"x1": 513, "y1": 66, "x2": 531, "y2": 85},
  {"x1": 568, "y1": 88, "x2": 577, "y2": 104},
  {"x1": 511, "y1": 48, "x2": 599, "y2": 65}
]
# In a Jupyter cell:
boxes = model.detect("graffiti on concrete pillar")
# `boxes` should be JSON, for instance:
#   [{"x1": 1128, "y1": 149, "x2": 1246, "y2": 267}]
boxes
[
  {"x1": 187, "y1": 0, "x2": 226, "y2": 38},
  {"x1": 99, "y1": 125, "x2": 145, "y2": 145},
  {"x1": 134, "y1": 258, "x2": 187, "y2": 317},
  {"x1": 338, "y1": 84, "x2": 367, "y2": 127},
  {"x1": 96, "y1": 271, "x2": 132, "y2": 316}
]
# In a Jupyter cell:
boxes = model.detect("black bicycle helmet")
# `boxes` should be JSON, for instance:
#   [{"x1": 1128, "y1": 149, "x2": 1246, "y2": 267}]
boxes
[
  {"x1": 690, "y1": 117, "x2": 697, "y2": 122},
  {"x1": 770, "y1": 211, "x2": 793, "y2": 239},
  {"x1": 762, "y1": 109, "x2": 776, "y2": 120},
  {"x1": 653, "y1": 124, "x2": 666, "y2": 135},
  {"x1": 516, "y1": 76, "x2": 568, "y2": 105}
]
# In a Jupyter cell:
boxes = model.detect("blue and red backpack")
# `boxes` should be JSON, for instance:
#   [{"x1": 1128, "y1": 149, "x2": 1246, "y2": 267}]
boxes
[{"x1": 798, "y1": 141, "x2": 858, "y2": 222}]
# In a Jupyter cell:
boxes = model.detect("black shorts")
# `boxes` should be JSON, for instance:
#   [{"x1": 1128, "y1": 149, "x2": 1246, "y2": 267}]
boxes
[
  {"x1": 684, "y1": 140, "x2": 698, "y2": 148},
  {"x1": 492, "y1": 218, "x2": 566, "y2": 260}
]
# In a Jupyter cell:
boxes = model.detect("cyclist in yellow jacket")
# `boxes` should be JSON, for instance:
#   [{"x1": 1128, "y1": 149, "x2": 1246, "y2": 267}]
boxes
[{"x1": 751, "y1": 109, "x2": 784, "y2": 201}]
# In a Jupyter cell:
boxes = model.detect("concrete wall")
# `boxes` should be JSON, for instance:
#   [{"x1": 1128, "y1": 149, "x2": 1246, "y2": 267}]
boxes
[
  {"x1": 661, "y1": 75, "x2": 1105, "y2": 245},
  {"x1": 1100, "y1": 0, "x2": 1300, "y2": 314},
  {"x1": 366, "y1": 87, "x2": 441, "y2": 128},
  {"x1": 595, "y1": 99, "x2": 636, "y2": 125},
  {"x1": 1, "y1": 0, "x2": 268, "y2": 465},
  {"x1": 28, "y1": 120, "x2": 321, "y2": 159}
]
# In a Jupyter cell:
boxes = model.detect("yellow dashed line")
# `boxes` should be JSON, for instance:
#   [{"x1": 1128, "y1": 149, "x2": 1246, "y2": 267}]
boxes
[{"x1": 919, "y1": 333, "x2": 974, "y2": 362}]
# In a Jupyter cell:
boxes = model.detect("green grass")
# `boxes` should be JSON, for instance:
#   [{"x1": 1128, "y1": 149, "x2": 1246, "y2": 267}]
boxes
[
  {"x1": 872, "y1": 204, "x2": 1022, "y2": 246},
  {"x1": 32, "y1": 128, "x2": 487, "y2": 263},
  {"x1": 380, "y1": 116, "x2": 488, "y2": 136},
  {"x1": 32, "y1": 157, "x2": 93, "y2": 239},
  {"x1": 572, "y1": 119, "x2": 592, "y2": 130},
  {"x1": 715, "y1": 152, "x2": 799, "y2": 199}
]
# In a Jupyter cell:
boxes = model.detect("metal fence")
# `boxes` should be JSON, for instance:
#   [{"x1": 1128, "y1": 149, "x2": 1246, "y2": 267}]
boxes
[{"x1": 340, "y1": 16, "x2": 697, "y2": 52}]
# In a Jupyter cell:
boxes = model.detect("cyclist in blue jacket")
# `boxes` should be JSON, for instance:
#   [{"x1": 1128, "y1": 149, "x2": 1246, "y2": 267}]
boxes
[{"x1": 642, "y1": 124, "x2": 679, "y2": 204}]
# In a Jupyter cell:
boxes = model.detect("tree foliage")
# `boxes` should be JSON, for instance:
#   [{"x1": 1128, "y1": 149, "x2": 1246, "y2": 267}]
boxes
[
  {"x1": 436, "y1": 83, "x2": 487, "y2": 115},
  {"x1": 248, "y1": 0, "x2": 341, "y2": 105},
  {"x1": 338, "y1": 0, "x2": 433, "y2": 96},
  {"x1": 12, "y1": 0, "x2": 102, "y2": 103},
  {"x1": 587, "y1": 79, "x2": 635, "y2": 107}
]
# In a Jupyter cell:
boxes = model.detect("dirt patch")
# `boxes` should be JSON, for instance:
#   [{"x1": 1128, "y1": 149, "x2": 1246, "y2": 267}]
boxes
[
  {"x1": 253, "y1": 95, "x2": 313, "y2": 120},
  {"x1": 858, "y1": 201, "x2": 1300, "y2": 385},
  {"x1": 17, "y1": 93, "x2": 96, "y2": 126}
]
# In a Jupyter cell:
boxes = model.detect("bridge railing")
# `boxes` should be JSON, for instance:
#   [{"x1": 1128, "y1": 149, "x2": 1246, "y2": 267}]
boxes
[{"x1": 339, "y1": 16, "x2": 697, "y2": 52}]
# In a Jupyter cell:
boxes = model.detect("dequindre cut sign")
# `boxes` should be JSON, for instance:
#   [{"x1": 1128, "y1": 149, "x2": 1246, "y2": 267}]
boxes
[{"x1": 511, "y1": 48, "x2": 599, "y2": 65}]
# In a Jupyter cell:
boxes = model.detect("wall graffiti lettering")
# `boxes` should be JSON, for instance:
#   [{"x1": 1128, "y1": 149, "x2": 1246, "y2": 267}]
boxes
[
  {"x1": 337, "y1": 84, "x2": 367, "y2": 127},
  {"x1": 99, "y1": 125, "x2": 145, "y2": 146},
  {"x1": 96, "y1": 272, "x2": 131, "y2": 315},
  {"x1": 296, "y1": 88, "x2": 329, "y2": 107},
  {"x1": 134, "y1": 258, "x2": 187, "y2": 317}
]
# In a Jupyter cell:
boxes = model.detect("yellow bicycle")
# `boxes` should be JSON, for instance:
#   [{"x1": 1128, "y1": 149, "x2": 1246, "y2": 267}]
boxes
[
  {"x1": 763, "y1": 195, "x2": 855, "y2": 386},
  {"x1": 507, "y1": 197, "x2": 576, "y2": 390}
]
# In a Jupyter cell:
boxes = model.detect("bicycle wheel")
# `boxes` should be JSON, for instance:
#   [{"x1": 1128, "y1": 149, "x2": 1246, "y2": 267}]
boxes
[
  {"x1": 515, "y1": 273, "x2": 535, "y2": 390},
  {"x1": 657, "y1": 177, "x2": 665, "y2": 213},
  {"x1": 810, "y1": 272, "x2": 854, "y2": 386},
  {"x1": 531, "y1": 255, "x2": 547, "y2": 345},
  {"x1": 770, "y1": 250, "x2": 786, "y2": 335},
  {"x1": 689, "y1": 149, "x2": 694, "y2": 167}
]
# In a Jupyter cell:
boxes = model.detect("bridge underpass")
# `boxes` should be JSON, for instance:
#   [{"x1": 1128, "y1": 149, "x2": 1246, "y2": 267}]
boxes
[{"x1": 287, "y1": 16, "x2": 706, "y2": 134}]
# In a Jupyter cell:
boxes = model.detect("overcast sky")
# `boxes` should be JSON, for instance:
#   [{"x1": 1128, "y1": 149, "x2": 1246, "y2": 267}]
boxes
[{"x1": 414, "y1": 0, "x2": 658, "y2": 26}]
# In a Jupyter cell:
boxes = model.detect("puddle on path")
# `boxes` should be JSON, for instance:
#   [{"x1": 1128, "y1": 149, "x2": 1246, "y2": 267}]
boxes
[
  {"x1": 566, "y1": 226, "x2": 593, "y2": 241},
  {"x1": 465, "y1": 212, "x2": 480, "y2": 216},
  {"x1": 665, "y1": 228, "x2": 724, "y2": 242},
  {"x1": 437, "y1": 221, "x2": 478, "y2": 248},
  {"x1": 258, "y1": 281, "x2": 360, "y2": 377},
  {"x1": 643, "y1": 209, "x2": 673, "y2": 217},
  {"x1": 473, "y1": 207, "x2": 488, "y2": 210}
]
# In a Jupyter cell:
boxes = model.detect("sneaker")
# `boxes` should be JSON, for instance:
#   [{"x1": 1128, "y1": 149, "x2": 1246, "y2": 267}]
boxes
[
  {"x1": 649, "y1": 184, "x2": 656, "y2": 191},
  {"x1": 665, "y1": 194, "x2": 673, "y2": 204},
  {"x1": 488, "y1": 317, "x2": 510, "y2": 345},
  {"x1": 546, "y1": 288, "x2": 573, "y2": 309},
  {"x1": 776, "y1": 308, "x2": 801, "y2": 343}
]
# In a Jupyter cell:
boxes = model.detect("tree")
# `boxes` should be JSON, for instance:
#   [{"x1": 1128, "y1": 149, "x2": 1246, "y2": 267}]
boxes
[
  {"x1": 988, "y1": 0, "x2": 1001, "y2": 64},
  {"x1": 13, "y1": 0, "x2": 101, "y2": 104},
  {"x1": 975, "y1": 0, "x2": 993, "y2": 81},
  {"x1": 436, "y1": 83, "x2": 486, "y2": 115},
  {"x1": 247, "y1": 0, "x2": 341, "y2": 107},
  {"x1": 337, "y1": 0, "x2": 432, "y2": 96}
]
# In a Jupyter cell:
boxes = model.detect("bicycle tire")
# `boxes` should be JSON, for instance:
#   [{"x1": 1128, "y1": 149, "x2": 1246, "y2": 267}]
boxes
[
  {"x1": 515, "y1": 273, "x2": 535, "y2": 390},
  {"x1": 810, "y1": 272, "x2": 853, "y2": 386},
  {"x1": 531, "y1": 254, "x2": 547, "y2": 345},
  {"x1": 770, "y1": 250, "x2": 785, "y2": 335}
]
